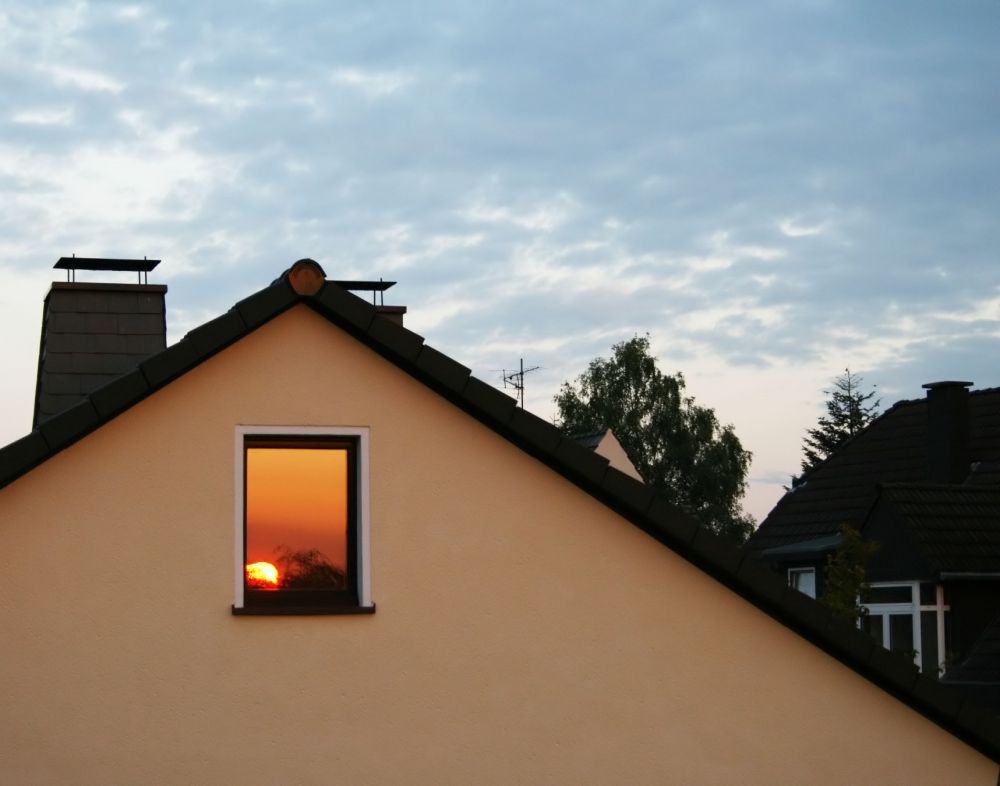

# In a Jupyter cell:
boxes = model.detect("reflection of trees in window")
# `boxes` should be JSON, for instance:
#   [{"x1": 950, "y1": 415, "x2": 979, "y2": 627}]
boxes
[{"x1": 274, "y1": 546, "x2": 347, "y2": 590}]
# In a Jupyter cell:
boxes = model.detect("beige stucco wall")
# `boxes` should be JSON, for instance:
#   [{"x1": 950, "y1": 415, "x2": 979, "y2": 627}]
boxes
[{"x1": 0, "y1": 304, "x2": 994, "y2": 785}]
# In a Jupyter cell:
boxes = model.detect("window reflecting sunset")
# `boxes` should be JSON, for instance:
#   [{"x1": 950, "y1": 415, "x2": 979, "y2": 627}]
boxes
[{"x1": 245, "y1": 446, "x2": 349, "y2": 590}]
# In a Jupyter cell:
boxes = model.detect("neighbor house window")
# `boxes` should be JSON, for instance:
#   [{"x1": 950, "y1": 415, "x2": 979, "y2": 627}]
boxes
[
  {"x1": 861, "y1": 583, "x2": 919, "y2": 668},
  {"x1": 788, "y1": 568, "x2": 817, "y2": 599},
  {"x1": 232, "y1": 427, "x2": 373, "y2": 615}
]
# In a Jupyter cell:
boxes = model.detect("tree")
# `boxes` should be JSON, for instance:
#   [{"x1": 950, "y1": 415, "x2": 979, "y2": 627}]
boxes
[
  {"x1": 800, "y1": 369, "x2": 879, "y2": 477},
  {"x1": 554, "y1": 335, "x2": 754, "y2": 544},
  {"x1": 820, "y1": 524, "x2": 878, "y2": 624}
]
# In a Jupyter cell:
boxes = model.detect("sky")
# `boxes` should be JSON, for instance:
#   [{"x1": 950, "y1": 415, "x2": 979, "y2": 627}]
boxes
[{"x1": 1, "y1": 1, "x2": 999, "y2": 523}]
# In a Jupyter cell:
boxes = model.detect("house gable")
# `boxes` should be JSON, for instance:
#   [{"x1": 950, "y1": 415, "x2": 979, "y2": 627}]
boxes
[
  {"x1": 0, "y1": 268, "x2": 998, "y2": 778},
  {"x1": 1, "y1": 303, "x2": 997, "y2": 783}
]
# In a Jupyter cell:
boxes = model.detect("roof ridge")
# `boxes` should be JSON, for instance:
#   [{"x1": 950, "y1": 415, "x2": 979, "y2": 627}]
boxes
[{"x1": 0, "y1": 270, "x2": 996, "y2": 761}]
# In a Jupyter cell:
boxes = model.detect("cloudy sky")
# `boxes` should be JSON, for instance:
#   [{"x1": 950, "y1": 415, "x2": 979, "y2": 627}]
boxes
[{"x1": 1, "y1": 1, "x2": 998, "y2": 522}]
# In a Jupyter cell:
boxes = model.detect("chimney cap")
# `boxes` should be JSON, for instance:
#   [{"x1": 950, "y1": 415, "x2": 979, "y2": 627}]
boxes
[
  {"x1": 54, "y1": 257, "x2": 160, "y2": 273},
  {"x1": 922, "y1": 381, "x2": 973, "y2": 391}
]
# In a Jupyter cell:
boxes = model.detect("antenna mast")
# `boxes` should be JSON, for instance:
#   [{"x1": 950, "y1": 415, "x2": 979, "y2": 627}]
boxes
[{"x1": 502, "y1": 358, "x2": 540, "y2": 409}]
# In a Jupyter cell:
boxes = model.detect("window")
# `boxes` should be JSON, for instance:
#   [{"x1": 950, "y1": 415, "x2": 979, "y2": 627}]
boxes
[
  {"x1": 861, "y1": 582, "x2": 919, "y2": 668},
  {"x1": 787, "y1": 568, "x2": 817, "y2": 599},
  {"x1": 232, "y1": 426, "x2": 373, "y2": 615}
]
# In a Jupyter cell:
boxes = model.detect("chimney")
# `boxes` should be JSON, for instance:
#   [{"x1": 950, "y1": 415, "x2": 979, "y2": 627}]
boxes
[
  {"x1": 330, "y1": 273, "x2": 406, "y2": 326},
  {"x1": 33, "y1": 257, "x2": 167, "y2": 427},
  {"x1": 921, "y1": 380, "x2": 973, "y2": 484}
]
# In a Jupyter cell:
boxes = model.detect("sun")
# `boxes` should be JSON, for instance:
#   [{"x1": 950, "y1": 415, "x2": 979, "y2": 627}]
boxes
[{"x1": 246, "y1": 561, "x2": 280, "y2": 588}]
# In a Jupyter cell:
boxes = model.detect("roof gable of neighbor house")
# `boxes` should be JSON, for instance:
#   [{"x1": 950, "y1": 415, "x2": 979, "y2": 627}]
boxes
[
  {"x1": 572, "y1": 428, "x2": 644, "y2": 482},
  {"x1": 0, "y1": 261, "x2": 998, "y2": 762},
  {"x1": 749, "y1": 389, "x2": 1000, "y2": 553}
]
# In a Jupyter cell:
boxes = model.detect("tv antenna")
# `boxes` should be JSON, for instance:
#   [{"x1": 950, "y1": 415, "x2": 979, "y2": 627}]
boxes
[{"x1": 502, "y1": 358, "x2": 540, "y2": 409}]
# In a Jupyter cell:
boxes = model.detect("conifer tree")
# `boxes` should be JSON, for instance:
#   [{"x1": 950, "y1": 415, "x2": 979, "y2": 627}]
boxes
[{"x1": 800, "y1": 369, "x2": 880, "y2": 476}]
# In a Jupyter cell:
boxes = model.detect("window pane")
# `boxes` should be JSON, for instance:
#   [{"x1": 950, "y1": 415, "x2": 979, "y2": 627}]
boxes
[
  {"x1": 246, "y1": 447, "x2": 349, "y2": 591},
  {"x1": 889, "y1": 614, "x2": 914, "y2": 658},
  {"x1": 863, "y1": 615, "x2": 884, "y2": 647},
  {"x1": 920, "y1": 611, "x2": 938, "y2": 674},
  {"x1": 862, "y1": 586, "x2": 912, "y2": 604},
  {"x1": 789, "y1": 569, "x2": 817, "y2": 599}
]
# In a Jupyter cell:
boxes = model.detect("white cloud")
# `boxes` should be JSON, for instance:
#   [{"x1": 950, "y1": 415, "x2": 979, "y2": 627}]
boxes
[
  {"x1": 330, "y1": 68, "x2": 414, "y2": 98},
  {"x1": 44, "y1": 63, "x2": 124, "y2": 94},
  {"x1": 462, "y1": 192, "x2": 577, "y2": 232},
  {"x1": 12, "y1": 106, "x2": 74, "y2": 125},
  {"x1": 778, "y1": 218, "x2": 828, "y2": 237}
]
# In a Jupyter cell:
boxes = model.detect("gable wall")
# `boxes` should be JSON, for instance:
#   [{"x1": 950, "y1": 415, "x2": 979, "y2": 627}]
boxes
[{"x1": 0, "y1": 305, "x2": 994, "y2": 785}]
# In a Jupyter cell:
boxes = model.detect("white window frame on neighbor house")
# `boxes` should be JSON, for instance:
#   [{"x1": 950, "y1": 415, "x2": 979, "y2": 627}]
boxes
[
  {"x1": 232, "y1": 425, "x2": 372, "y2": 612},
  {"x1": 861, "y1": 581, "x2": 949, "y2": 672},
  {"x1": 787, "y1": 567, "x2": 817, "y2": 599},
  {"x1": 862, "y1": 582, "x2": 920, "y2": 668}
]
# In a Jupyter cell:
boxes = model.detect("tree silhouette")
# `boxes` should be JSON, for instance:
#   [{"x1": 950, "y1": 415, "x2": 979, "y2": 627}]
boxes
[
  {"x1": 274, "y1": 546, "x2": 347, "y2": 590},
  {"x1": 800, "y1": 369, "x2": 880, "y2": 477},
  {"x1": 555, "y1": 335, "x2": 754, "y2": 544}
]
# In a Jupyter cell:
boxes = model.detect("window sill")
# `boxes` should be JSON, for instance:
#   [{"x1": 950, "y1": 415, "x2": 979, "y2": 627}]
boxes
[{"x1": 231, "y1": 604, "x2": 376, "y2": 616}]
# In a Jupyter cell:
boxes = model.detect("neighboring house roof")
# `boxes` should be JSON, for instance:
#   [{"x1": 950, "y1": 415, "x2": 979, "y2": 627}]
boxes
[
  {"x1": 873, "y1": 483, "x2": 1000, "y2": 577},
  {"x1": 572, "y1": 428, "x2": 607, "y2": 451},
  {"x1": 949, "y1": 614, "x2": 1000, "y2": 684},
  {"x1": 0, "y1": 262, "x2": 997, "y2": 761},
  {"x1": 749, "y1": 389, "x2": 1000, "y2": 553},
  {"x1": 572, "y1": 428, "x2": 644, "y2": 482},
  {"x1": 946, "y1": 614, "x2": 1000, "y2": 715}
]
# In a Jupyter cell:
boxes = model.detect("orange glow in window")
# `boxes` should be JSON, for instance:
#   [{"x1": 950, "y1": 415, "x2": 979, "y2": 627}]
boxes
[
  {"x1": 245, "y1": 446, "x2": 349, "y2": 590},
  {"x1": 245, "y1": 561, "x2": 280, "y2": 588}
]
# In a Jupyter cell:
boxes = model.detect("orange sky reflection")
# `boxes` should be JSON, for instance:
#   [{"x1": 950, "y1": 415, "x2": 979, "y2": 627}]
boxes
[{"x1": 246, "y1": 447, "x2": 348, "y2": 572}]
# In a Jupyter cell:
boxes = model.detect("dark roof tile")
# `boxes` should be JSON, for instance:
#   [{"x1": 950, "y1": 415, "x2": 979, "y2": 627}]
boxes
[
  {"x1": 601, "y1": 468, "x2": 655, "y2": 517},
  {"x1": 646, "y1": 496, "x2": 698, "y2": 545},
  {"x1": 140, "y1": 339, "x2": 200, "y2": 389},
  {"x1": 509, "y1": 407, "x2": 561, "y2": 454},
  {"x1": 38, "y1": 399, "x2": 99, "y2": 452},
  {"x1": 89, "y1": 369, "x2": 151, "y2": 419},
  {"x1": 312, "y1": 281, "x2": 376, "y2": 332},
  {"x1": 235, "y1": 279, "x2": 297, "y2": 328},
  {"x1": 912, "y1": 675, "x2": 966, "y2": 719},
  {"x1": 0, "y1": 433, "x2": 49, "y2": 485},
  {"x1": 736, "y1": 558, "x2": 787, "y2": 605},
  {"x1": 553, "y1": 437, "x2": 609, "y2": 486},
  {"x1": 463, "y1": 377, "x2": 518, "y2": 427},
  {"x1": 415, "y1": 346, "x2": 471, "y2": 393},
  {"x1": 689, "y1": 528, "x2": 743, "y2": 576},
  {"x1": 184, "y1": 310, "x2": 247, "y2": 357},
  {"x1": 367, "y1": 315, "x2": 425, "y2": 363},
  {"x1": 867, "y1": 645, "x2": 920, "y2": 694}
]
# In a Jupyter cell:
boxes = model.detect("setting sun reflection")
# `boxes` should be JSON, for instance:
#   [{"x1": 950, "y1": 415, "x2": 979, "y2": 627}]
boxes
[{"x1": 246, "y1": 561, "x2": 280, "y2": 588}]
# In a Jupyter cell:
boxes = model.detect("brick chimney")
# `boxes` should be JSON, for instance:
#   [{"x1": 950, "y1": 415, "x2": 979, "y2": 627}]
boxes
[
  {"x1": 33, "y1": 257, "x2": 166, "y2": 427},
  {"x1": 921, "y1": 380, "x2": 973, "y2": 484}
]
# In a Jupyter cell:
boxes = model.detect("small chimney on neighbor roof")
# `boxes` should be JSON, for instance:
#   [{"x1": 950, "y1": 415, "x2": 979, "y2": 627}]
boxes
[
  {"x1": 33, "y1": 257, "x2": 167, "y2": 427},
  {"x1": 922, "y1": 380, "x2": 973, "y2": 484}
]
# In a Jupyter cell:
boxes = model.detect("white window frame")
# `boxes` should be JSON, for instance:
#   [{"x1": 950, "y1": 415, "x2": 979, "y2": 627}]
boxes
[
  {"x1": 787, "y1": 567, "x2": 817, "y2": 599},
  {"x1": 863, "y1": 582, "x2": 920, "y2": 669},
  {"x1": 233, "y1": 425, "x2": 372, "y2": 610}
]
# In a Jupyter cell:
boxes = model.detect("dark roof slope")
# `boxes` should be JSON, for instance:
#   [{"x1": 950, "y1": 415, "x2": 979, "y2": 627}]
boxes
[
  {"x1": 945, "y1": 614, "x2": 1000, "y2": 715},
  {"x1": 0, "y1": 267, "x2": 997, "y2": 762},
  {"x1": 876, "y1": 484, "x2": 1000, "y2": 575},
  {"x1": 749, "y1": 389, "x2": 1000, "y2": 552},
  {"x1": 571, "y1": 428, "x2": 608, "y2": 450}
]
